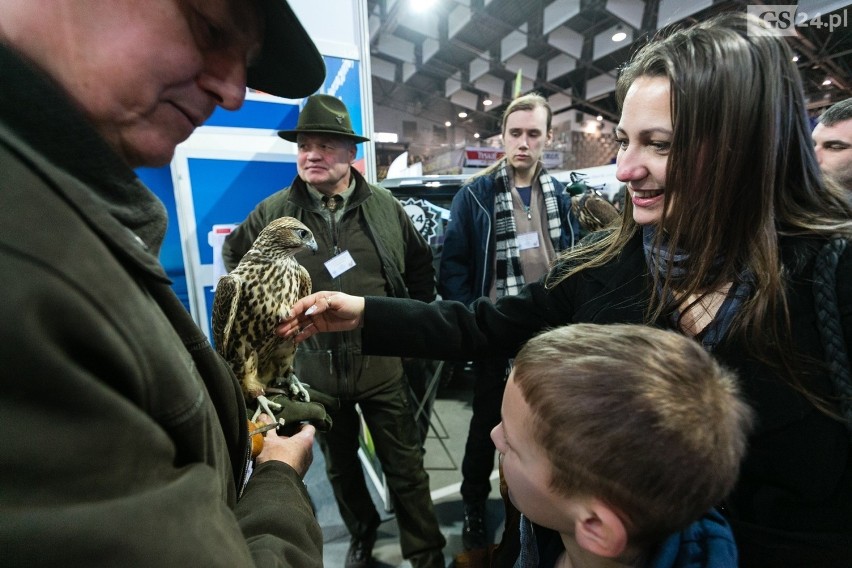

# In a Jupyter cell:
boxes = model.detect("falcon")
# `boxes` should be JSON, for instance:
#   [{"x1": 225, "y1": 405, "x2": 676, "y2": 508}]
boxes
[
  {"x1": 572, "y1": 191, "x2": 620, "y2": 233},
  {"x1": 212, "y1": 216, "x2": 317, "y2": 421}
]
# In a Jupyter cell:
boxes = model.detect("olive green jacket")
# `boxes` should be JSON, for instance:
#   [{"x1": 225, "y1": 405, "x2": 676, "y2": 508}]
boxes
[{"x1": 222, "y1": 171, "x2": 436, "y2": 399}]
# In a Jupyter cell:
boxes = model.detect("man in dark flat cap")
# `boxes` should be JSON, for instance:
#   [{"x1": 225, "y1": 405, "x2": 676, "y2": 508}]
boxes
[{"x1": 0, "y1": 1, "x2": 327, "y2": 565}]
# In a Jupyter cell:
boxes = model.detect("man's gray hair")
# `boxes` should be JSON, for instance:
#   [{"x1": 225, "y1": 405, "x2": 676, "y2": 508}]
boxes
[{"x1": 819, "y1": 98, "x2": 852, "y2": 127}]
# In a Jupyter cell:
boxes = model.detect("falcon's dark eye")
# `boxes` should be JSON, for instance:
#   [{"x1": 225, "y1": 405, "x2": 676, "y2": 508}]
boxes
[{"x1": 297, "y1": 229, "x2": 310, "y2": 240}]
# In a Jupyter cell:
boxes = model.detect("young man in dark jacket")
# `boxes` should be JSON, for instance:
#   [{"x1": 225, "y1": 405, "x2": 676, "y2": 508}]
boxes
[
  {"x1": 0, "y1": 1, "x2": 326, "y2": 565},
  {"x1": 438, "y1": 93, "x2": 580, "y2": 550}
]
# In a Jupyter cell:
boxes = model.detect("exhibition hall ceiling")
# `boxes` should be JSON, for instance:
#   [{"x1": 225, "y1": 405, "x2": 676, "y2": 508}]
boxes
[{"x1": 366, "y1": 0, "x2": 852, "y2": 138}]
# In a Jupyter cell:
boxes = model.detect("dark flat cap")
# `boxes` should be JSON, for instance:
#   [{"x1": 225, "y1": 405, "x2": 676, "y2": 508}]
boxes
[{"x1": 247, "y1": 0, "x2": 325, "y2": 99}]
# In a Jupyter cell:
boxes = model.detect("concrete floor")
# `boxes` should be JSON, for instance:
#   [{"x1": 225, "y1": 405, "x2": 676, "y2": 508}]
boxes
[{"x1": 306, "y1": 363, "x2": 505, "y2": 567}]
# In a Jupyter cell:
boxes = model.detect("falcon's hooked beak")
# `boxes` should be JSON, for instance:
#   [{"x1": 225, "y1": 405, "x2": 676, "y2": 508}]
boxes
[{"x1": 303, "y1": 236, "x2": 318, "y2": 254}]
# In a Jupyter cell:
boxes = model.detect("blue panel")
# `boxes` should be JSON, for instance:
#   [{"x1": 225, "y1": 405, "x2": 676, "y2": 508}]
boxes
[
  {"x1": 186, "y1": 158, "x2": 298, "y2": 265},
  {"x1": 204, "y1": 285, "x2": 216, "y2": 340},
  {"x1": 202, "y1": 56, "x2": 361, "y2": 133},
  {"x1": 205, "y1": 99, "x2": 302, "y2": 130},
  {"x1": 134, "y1": 54, "x2": 366, "y2": 328},
  {"x1": 136, "y1": 166, "x2": 190, "y2": 311},
  {"x1": 321, "y1": 58, "x2": 365, "y2": 161}
]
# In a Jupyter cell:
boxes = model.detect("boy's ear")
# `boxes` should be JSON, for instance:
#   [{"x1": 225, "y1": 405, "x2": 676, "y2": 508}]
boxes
[{"x1": 573, "y1": 499, "x2": 628, "y2": 558}]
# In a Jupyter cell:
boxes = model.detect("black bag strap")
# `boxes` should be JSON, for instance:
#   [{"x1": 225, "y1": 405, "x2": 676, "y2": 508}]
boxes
[{"x1": 812, "y1": 237, "x2": 852, "y2": 437}]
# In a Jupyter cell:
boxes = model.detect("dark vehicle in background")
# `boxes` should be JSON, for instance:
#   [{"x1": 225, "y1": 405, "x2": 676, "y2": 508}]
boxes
[
  {"x1": 382, "y1": 174, "x2": 469, "y2": 210},
  {"x1": 381, "y1": 174, "x2": 470, "y2": 277},
  {"x1": 381, "y1": 174, "x2": 473, "y2": 400}
]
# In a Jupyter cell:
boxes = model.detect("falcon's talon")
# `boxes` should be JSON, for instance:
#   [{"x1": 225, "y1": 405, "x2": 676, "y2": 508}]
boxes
[{"x1": 254, "y1": 395, "x2": 283, "y2": 423}]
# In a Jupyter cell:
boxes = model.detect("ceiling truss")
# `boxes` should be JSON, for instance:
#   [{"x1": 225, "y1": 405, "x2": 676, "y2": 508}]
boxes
[{"x1": 367, "y1": 0, "x2": 852, "y2": 140}]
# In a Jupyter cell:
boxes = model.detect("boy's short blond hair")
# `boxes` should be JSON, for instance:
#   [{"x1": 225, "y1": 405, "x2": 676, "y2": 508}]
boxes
[{"x1": 512, "y1": 323, "x2": 753, "y2": 546}]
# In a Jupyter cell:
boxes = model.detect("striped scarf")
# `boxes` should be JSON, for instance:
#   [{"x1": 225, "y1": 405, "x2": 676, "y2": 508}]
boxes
[{"x1": 494, "y1": 161, "x2": 563, "y2": 297}]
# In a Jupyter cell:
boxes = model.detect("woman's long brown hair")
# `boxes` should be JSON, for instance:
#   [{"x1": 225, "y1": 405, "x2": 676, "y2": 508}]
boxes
[{"x1": 547, "y1": 12, "x2": 852, "y2": 414}]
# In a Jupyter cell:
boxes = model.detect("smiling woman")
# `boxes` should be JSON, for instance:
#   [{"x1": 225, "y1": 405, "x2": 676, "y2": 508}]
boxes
[
  {"x1": 278, "y1": 11, "x2": 852, "y2": 568},
  {"x1": 612, "y1": 76, "x2": 672, "y2": 227}
]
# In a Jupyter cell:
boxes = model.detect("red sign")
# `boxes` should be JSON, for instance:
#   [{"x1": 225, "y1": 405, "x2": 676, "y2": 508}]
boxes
[{"x1": 464, "y1": 147, "x2": 505, "y2": 167}]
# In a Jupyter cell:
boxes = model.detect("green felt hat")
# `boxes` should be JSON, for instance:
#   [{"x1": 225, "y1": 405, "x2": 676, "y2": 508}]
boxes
[{"x1": 278, "y1": 94, "x2": 370, "y2": 143}]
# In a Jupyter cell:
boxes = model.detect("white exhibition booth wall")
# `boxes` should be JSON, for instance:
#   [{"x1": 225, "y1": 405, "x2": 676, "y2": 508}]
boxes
[{"x1": 136, "y1": 0, "x2": 375, "y2": 341}]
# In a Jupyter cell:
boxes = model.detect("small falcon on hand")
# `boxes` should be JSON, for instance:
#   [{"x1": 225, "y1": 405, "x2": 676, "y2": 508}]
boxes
[{"x1": 212, "y1": 217, "x2": 317, "y2": 422}]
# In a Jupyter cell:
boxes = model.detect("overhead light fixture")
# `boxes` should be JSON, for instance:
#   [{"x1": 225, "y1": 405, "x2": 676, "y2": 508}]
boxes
[
  {"x1": 792, "y1": 54, "x2": 800, "y2": 62},
  {"x1": 410, "y1": 0, "x2": 438, "y2": 13},
  {"x1": 483, "y1": 97, "x2": 493, "y2": 107},
  {"x1": 458, "y1": 111, "x2": 468, "y2": 118},
  {"x1": 596, "y1": 115, "x2": 603, "y2": 121},
  {"x1": 612, "y1": 25, "x2": 627, "y2": 42},
  {"x1": 823, "y1": 78, "x2": 833, "y2": 86},
  {"x1": 474, "y1": 133, "x2": 480, "y2": 139},
  {"x1": 444, "y1": 120, "x2": 452, "y2": 127}
]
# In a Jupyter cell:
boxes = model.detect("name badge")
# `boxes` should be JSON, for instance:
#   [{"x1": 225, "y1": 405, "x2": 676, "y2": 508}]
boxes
[
  {"x1": 517, "y1": 231, "x2": 540, "y2": 251},
  {"x1": 325, "y1": 250, "x2": 356, "y2": 278}
]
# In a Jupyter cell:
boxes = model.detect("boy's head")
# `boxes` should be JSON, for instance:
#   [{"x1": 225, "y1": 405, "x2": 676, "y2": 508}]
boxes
[{"x1": 491, "y1": 323, "x2": 753, "y2": 558}]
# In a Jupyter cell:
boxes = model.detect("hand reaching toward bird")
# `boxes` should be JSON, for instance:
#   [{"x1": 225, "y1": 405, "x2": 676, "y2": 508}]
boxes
[{"x1": 276, "y1": 291, "x2": 366, "y2": 342}]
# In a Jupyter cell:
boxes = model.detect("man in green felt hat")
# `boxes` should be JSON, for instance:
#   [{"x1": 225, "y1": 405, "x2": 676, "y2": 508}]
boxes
[
  {"x1": 223, "y1": 94, "x2": 447, "y2": 568},
  {"x1": 278, "y1": 94, "x2": 372, "y2": 143}
]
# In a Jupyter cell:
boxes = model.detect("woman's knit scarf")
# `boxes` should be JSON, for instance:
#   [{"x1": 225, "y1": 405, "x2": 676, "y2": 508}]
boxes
[{"x1": 642, "y1": 226, "x2": 753, "y2": 351}]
